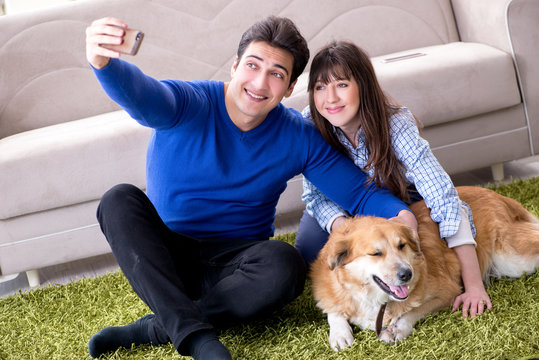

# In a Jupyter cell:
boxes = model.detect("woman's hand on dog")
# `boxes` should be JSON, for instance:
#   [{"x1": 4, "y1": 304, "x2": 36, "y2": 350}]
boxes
[
  {"x1": 389, "y1": 210, "x2": 418, "y2": 234},
  {"x1": 330, "y1": 217, "x2": 348, "y2": 232}
]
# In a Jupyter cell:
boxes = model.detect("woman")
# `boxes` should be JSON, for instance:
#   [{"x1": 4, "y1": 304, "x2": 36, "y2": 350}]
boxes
[{"x1": 295, "y1": 41, "x2": 491, "y2": 318}]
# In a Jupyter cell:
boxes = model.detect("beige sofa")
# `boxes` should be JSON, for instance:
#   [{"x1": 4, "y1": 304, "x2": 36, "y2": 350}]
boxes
[{"x1": 1, "y1": 0, "x2": 537, "y2": 285}]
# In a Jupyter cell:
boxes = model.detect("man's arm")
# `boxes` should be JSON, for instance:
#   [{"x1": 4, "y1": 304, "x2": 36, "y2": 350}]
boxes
[
  {"x1": 85, "y1": 17, "x2": 182, "y2": 129},
  {"x1": 302, "y1": 126, "x2": 416, "y2": 232},
  {"x1": 303, "y1": 171, "x2": 416, "y2": 233}
]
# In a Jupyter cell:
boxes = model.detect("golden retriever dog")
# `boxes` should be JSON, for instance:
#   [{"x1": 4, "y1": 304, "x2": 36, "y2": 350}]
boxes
[{"x1": 310, "y1": 186, "x2": 539, "y2": 350}]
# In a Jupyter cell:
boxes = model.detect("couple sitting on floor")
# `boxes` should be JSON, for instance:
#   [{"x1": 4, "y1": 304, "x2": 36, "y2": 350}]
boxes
[{"x1": 85, "y1": 15, "x2": 489, "y2": 360}]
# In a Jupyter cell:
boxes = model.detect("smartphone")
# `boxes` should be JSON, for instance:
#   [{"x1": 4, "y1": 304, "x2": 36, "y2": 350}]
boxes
[{"x1": 102, "y1": 28, "x2": 144, "y2": 56}]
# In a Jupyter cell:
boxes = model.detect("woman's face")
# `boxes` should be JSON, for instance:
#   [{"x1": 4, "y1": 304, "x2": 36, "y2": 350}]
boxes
[{"x1": 313, "y1": 74, "x2": 361, "y2": 135}]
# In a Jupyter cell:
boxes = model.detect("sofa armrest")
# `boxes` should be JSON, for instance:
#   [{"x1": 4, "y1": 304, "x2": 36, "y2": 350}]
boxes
[
  {"x1": 451, "y1": 0, "x2": 512, "y2": 52},
  {"x1": 452, "y1": 0, "x2": 539, "y2": 156},
  {"x1": 506, "y1": 0, "x2": 539, "y2": 155}
]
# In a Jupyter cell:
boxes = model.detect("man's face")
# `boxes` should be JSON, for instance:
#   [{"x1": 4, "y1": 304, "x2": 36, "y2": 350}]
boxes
[{"x1": 225, "y1": 41, "x2": 296, "y2": 132}]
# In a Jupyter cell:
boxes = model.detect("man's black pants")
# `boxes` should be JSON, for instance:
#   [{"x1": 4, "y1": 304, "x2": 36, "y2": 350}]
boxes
[{"x1": 96, "y1": 184, "x2": 306, "y2": 354}]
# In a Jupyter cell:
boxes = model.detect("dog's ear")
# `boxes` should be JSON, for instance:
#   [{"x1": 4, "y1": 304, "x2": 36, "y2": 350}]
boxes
[
  {"x1": 402, "y1": 225, "x2": 421, "y2": 253},
  {"x1": 326, "y1": 217, "x2": 355, "y2": 270},
  {"x1": 327, "y1": 238, "x2": 351, "y2": 270}
]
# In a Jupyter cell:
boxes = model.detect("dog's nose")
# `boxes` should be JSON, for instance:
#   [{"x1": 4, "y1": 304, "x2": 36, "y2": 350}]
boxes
[{"x1": 397, "y1": 268, "x2": 412, "y2": 283}]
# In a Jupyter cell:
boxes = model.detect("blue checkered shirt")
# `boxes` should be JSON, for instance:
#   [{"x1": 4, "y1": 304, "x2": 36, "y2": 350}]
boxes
[{"x1": 302, "y1": 106, "x2": 475, "y2": 239}]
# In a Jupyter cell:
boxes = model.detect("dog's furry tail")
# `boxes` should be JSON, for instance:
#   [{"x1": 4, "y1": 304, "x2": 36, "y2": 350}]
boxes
[{"x1": 485, "y1": 193, "x2": 539, "y2": 279}]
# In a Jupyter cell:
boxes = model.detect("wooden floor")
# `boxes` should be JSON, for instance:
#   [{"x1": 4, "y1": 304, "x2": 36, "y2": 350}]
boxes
[{"x1": 2, "y1": 155, "x2": 538, "y2": 297}]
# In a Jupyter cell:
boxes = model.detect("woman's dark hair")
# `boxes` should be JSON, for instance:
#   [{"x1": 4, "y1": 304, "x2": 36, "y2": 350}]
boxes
[
  {"x1": 237, "y1": 16, "x2": 309, "y2": 85},
  {"x1": 308, "y1": 41, "x2": 409, "y2": 201}
]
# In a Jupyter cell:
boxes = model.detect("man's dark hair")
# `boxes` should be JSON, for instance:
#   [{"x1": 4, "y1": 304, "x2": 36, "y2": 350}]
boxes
[{"x1": 236, "y1": 16, "x2": 309, "y2": 85}]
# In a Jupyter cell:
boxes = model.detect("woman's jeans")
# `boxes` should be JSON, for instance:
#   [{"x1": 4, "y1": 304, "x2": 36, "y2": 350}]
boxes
[
  {"x1": 294, "y1": 210, "x2": 330, "y2": 268},
  {"x1": 97, "y1": 184, "x2": 306, "y2": 354}
]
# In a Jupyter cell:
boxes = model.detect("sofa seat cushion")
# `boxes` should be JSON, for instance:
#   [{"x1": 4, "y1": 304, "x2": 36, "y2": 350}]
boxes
[
  {"x1": 372, "y1": 42, "x2": 521, "y2": 127},
  {"x1": 0, "y1": 111, "x2": 150, "y2": 220}
]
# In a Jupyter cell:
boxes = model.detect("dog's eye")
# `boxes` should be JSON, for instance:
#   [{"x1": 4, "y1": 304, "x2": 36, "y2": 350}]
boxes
[
  {"x1": 369, "y1": 251, "x2": 383, "y2": 257},
  {"x1": 398, "y1": 243, "x2": 406, "y2": 250}
]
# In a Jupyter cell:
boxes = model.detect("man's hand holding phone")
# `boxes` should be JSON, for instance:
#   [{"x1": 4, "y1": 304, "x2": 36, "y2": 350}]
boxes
[{"x1": 85, "y1": 17, "x2": 144, "y2": 70}]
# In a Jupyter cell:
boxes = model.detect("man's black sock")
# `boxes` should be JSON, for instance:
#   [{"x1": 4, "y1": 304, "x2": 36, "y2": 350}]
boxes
[
  {"x1": 187, "y1": 329, "x2": 232, "y2": 360},
  {"x1": 88, "y1": 314, "x2": 155, "y2": 358}
]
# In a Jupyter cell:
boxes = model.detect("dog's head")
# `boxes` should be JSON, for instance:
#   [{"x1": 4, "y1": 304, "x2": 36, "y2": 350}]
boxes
[{"x1": 325, "y1": 216, "x2": 422, "y2": 303}]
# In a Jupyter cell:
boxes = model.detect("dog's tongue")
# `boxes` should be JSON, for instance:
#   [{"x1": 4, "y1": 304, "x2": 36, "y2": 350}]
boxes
[{"x1": 389, "y1": 284, "x2": 409, "y2": 299}]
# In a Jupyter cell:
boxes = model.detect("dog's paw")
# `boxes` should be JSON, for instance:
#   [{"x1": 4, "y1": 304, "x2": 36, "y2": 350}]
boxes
[
  {"x1": 379, "y1": 326, "x2": 398, "y2": 344},
  {"x1": 327, "y1": 313, "x2": 354, "y2": 351},
  {"x1": 379, "y1": 317, "x2": 413, "y2": 344},
  {"x1": 329, "y1": 326, "x2": 354, "y2": 351}
]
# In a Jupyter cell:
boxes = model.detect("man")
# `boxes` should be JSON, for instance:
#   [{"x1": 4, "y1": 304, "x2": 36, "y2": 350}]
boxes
[{"x1": 85, "y1": 15, "x2": 416, "y2": 359}]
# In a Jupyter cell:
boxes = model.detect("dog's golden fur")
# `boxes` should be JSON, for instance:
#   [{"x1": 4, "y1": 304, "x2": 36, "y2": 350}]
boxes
[{"x1": 310, "y1": 186, "x2": 539, "y2": 349}]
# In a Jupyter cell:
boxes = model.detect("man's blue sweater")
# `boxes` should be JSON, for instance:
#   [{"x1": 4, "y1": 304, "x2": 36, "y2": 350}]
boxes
[{"x1": 94, "y1": 59, "x2": 408, "y2": 240}]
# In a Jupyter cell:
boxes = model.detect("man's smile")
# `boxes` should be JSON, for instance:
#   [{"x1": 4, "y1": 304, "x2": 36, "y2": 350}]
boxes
[{"x1": 245, "y1": 89, "x2": 267, "y2": 101}]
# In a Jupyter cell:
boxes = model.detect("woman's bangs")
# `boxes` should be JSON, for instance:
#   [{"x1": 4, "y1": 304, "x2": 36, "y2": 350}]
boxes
[{"x1": 317, "y1": 58, "x2": 352, "y2": 85}]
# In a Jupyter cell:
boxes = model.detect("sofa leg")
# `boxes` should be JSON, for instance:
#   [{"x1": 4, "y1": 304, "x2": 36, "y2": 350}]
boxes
[
  {"x1": 491, "y1": 163, "x2": 504, "y2": 182},
  {"x1": 26, "y1": 270, "x2": 40, "y2": 288}
]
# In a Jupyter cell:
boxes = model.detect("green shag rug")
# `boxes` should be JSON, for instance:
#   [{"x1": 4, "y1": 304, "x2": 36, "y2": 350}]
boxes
[{"x1": 1, "y1": 178, "x2": 538, "y2": 360}]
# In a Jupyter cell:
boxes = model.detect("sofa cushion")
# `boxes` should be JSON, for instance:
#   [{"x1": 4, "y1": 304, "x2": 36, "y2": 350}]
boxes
[
  {"x1": 372, "y1": 42, "x2": 522, "y2": 127},
  {"x1": 0, "y1": 111, "x2": 150, "y2": 220}
]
